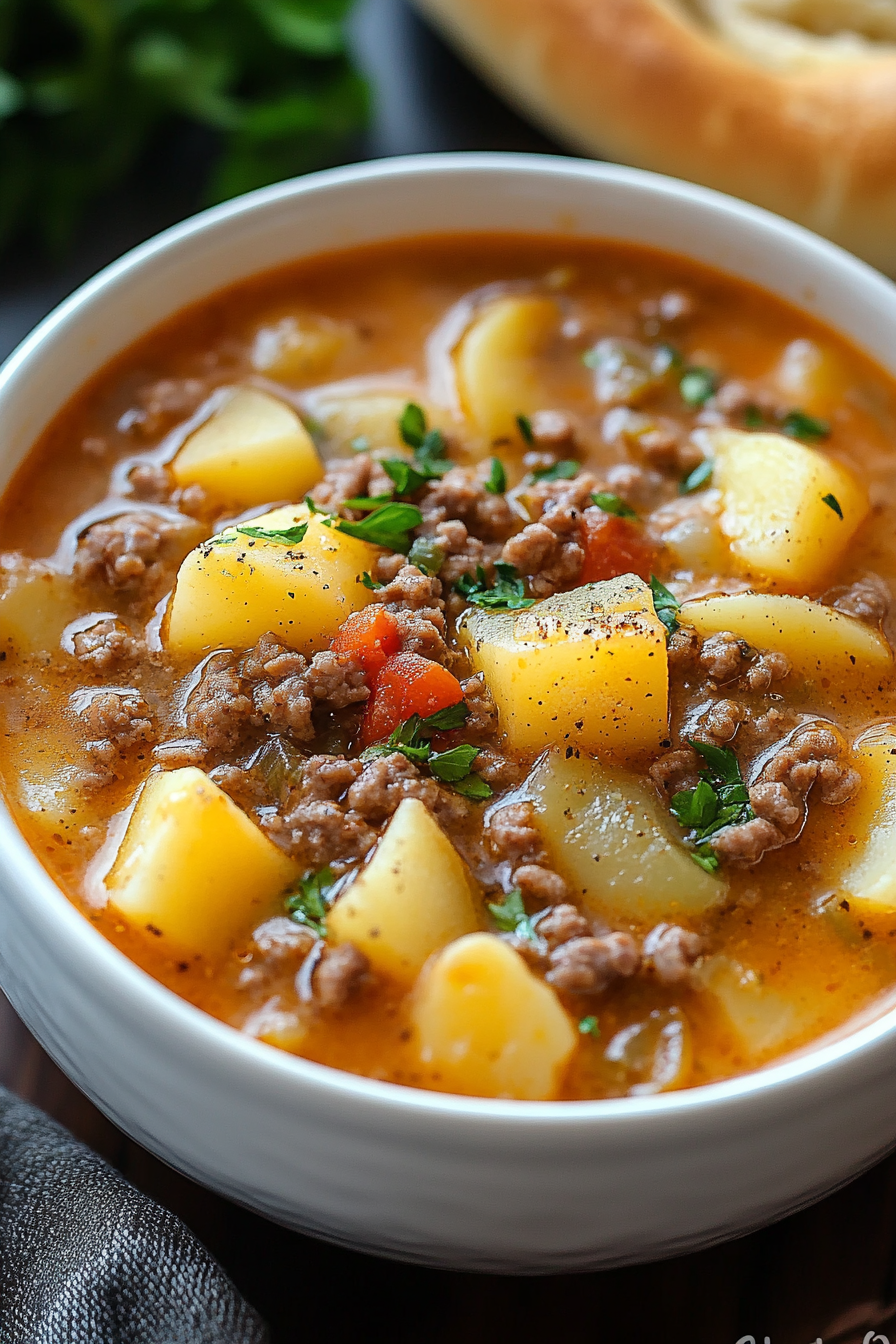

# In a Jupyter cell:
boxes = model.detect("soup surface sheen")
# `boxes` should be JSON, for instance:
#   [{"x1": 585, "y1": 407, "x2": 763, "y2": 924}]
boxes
[{"x1": 3, "y1": 234, "x2": 896, "y2": 1102}]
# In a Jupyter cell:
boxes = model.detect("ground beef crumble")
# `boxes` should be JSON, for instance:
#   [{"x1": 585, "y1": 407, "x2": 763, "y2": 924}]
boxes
[
  {"x1": 72, "y1": 619, "x2": 144, "y2": 673},
  {"x1": 74, "y1": 512, "x2": 177, "y2": 591}
]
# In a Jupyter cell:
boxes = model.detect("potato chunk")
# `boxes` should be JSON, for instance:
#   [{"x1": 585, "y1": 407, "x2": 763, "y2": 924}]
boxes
[
  {"x1": 455, "y1": 296, "x2": 558, "y2": 444},
  {"x1": 171, "y1": 388, "x2": 322, "y2": 507},
  {"x1": 680, "y1": 592, "x2": 893, "y2": 685},
  {"x1": 308, "y1": 392, "x2": 445, "y2": 454},
  {"x1": 836, "y1": 725, "x2": 896, "y2": 912},
  {"x1": 526, "y1": 749, "x2": 725, "y2": 923},
  {"x1": 328, "y1": 798, "x2": 479, "y2": 984},
  {"x1": 166, "y1": 505, "x2": 380, "y2": 655},
  {"x1": 707, "y1": 428, "x2": 868, "y2": 588},
  {"x1": 0, "y1": 564, "x2": 81, "y2": 660},
  {"x1": 106, "y1": 768, "x2": 297, "y2": 954},
  {"x1": 459, "y1": 576, "x2": 668, "y2": 760},
  {"x1": 697, "y1": 956, "x2": 800, "y2": 1057},
  {"x1": 413, "y1": 933, "x2": 576, "y2": 1100},
  {"x1": 773, "y1": 339, "x2": 849, "y2": 418},
  {"x1": 250, "y1": 314, "x2": 352, "y2": 382}
]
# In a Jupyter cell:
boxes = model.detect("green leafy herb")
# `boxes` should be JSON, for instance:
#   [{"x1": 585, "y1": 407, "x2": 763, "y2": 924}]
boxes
[
  {"x1": 669, "y1": 739, "x2": 754, "y2": 867},
  {"x1": 485, "y1": 457, "x2": 507, "y2": 495},
  {"x1": 285, "y1": 865, "x2": 338, "y2": 937},
  {"x1": 0, "y1": 0, "x2": 369, "y2": 259},
  {"x1": 380, "y1": 459, "x2": 427, "y2": 496},
  {"x1": 360, "y1": 702, "x2": 492, "y2": 798},
  {"x1": 822, "y1": 492, "x2": 844, "y2": 519},
  {"x1": 591, "y1": 491, "x2": 637, "y2": 519},
  {"x1": 781, "y1": 409, "x2": 830, "y2": 443},
  {"x1": 407, "y1": 536, "x2": 446, "y2": 576},
  {"x1": 743, "y1": 404, "x2": 765, "y2": 430},
  {"x1": 360, "y1": 571, "x2": 382, "y2": 591},
  {"x1": 679, "y1": 367, "x2": 717, "y2": 408},
  {"x1": 428, "y1": 743, "x2": 481, "y2": 783},
  {"x1": 455, "y1": 562, "x2": 535, "y2": 611},
  {"x1": 578, "y1": 1015, "x2": 600, "y2": 1037},
  {"x1": 398, "y1": 402, "x2": 428, "y2": 449},
  {"x1": 396, "y1": 403, "x2": 452, "y2": 477},
  {"x1": 341, "y1": 494, "x2": 394, "y2": 511},
  {"x1": 516, "y1": 414, "x2": 534, "y2": 444},
  {"x1": 530, "y1": 460, "x2": 579, "y2": 483},
  {"x1": 649, "y1": 575, "x2": 680, "y2": 637},
  {"x1": 336, "y1": 501, "x2": 423, "y2": 553},
  {"x1": 236, "y1": 521, "x2": 309, "y2": 545},
  {"x1": 679, "y1": 459, "x2": 713, "y2": 495},
  {"x1": 487, "y1": 889, "x2": 539, "y2": 943}
]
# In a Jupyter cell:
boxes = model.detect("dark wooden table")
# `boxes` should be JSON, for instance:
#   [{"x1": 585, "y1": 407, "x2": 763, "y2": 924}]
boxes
[{"x1": 3, "y1": 4, "x2": 896, "y2": 1338}]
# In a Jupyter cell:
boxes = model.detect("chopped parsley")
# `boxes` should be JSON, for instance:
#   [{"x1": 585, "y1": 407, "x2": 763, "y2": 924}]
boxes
[
  {"x1": 407, "y1": 536, "x2": 446, "y2": 576},
  {"x1": 234, "y1": 522, "x2": 309, "y2": 545},
  {"x1": 679, "y1": 367, "x2": 717, "y2": 408},
  {"x1": 649, "y1": 575, "x2": 681, "y2": 637},
  {"x1": 781, "y1": 409, "x2": 830, "y2": 443},
  {"x1": 360, "y1": 571, "x2": 382, "y2": 591},
  {"x1": 341, "y1": 494, "x2": 394, "y2": 511},
  {"x1": 487, "y1": 888, "x2": 540, "y2": 943},
  {"x1": 530, "y1": 459, "x2": 579, "y2": 483},
  {"x1": 308, "y1": 497, "x2": 423, "y2": 553},
  {"x1": 578, "y1": 1015, "x2": 600, "y2": 1038},
  {"x1": 380, "y1": 459, "x2": 429, "y2": 496},
  {"x1": 822, "y1": 492, "x2": 844, "y2": 519},
  {"x1": 285, "y1": 866, "x2": 339, "y2": 937},
  {"x1": 398, "y1": 402, "x2": 427, "y2": 449},
  {"x1": 454, "y1": 562, "x2": 535, "y2": 610},
  {"x1": 485, "y1": 457, "x2": 507, "y2": 495},
  {"x1": 679, "y1": 459, "x2": 713, "y2": 495},
  {"x1": 516, "y1": 414, "x2": 534, "y2": 444},
  {"x1": 397, "y1": 403, "x2": 452, "y2": 476},
  {"x1": 743, "y1": 404, "x2": 765, "y2": 430},
  {"x1": 591, "y1": 491, "x2": 637, "y2": 519},
  {"x1": 669, "y1": 739, "x2": 755, "y2": 871},
  {"x1": 360, "y1": 702, "x2": 492, "y2": 799}
]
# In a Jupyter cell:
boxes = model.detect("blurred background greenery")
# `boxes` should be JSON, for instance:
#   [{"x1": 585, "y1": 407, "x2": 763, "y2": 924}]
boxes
[{"x1": 0, "y1": 0, "x2": 368, "y2": 257}]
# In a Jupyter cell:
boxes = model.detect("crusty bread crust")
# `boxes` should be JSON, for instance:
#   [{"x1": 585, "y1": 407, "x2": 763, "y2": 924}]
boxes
[{"x1": 412, "y1": 0, "x2": 896, "y2": 273}]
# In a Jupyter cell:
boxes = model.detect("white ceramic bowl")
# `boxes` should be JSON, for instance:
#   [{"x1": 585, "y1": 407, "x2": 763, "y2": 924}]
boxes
[{"x1": 2, "y1": 154, "x2": 896, "y2": 1274}]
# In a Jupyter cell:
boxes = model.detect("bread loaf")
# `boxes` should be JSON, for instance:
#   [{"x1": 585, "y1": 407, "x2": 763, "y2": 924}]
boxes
[{"x1": 413, "y1": 0, "x2": 896, "y2": 273}]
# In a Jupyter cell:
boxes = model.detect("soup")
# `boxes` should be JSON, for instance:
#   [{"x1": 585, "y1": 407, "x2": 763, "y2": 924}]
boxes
[{"x1": 2, "y1": 234, "x2": 896, "y2": 1102}]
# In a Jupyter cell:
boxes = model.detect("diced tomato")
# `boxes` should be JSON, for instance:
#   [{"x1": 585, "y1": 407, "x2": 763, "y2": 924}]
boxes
[
  {"x1": 331, "y1": 606, "x2": 402, "y2": 685},
  {"x1": 360, "y1": 652, "x2": 464, "y2": 746},
  {"x1": 580, "y1": 508, "x2": 656, "y2": 584}
]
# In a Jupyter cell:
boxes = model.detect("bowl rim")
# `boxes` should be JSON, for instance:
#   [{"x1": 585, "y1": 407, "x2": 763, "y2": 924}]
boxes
[{"x1": 3, "y1": 148, "x2": 896, "y2": 1126}]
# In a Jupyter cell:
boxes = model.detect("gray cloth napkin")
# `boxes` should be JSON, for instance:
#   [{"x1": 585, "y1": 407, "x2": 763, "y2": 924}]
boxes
[{"x1": 0, "y1": 1086, "x2": 268, "y2": 1343}]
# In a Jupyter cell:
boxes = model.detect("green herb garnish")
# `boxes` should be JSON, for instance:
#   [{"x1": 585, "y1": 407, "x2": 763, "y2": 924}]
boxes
[
  {"x1": 360, "y1": 701, "x2": 491, "y2": 799},
  {"x1": 679, "y1": 367, "x2": 717, "y2": 408},
  {"x1": 397, "y1": 403, "x2": 452, "y2": 477},
  {"x1": 743, "y1": 404, "x2": 765, "y2": 430},
  {"x1": 516, "y1": 414, "x2": 534, "y2": 444},
  {"x1": 285, "y1": 865, "x2": 338, "y2": 937},
  {"x1": 487, "y1": 889, "x2": 539, "y2": 943},
  {"x1": 485, "y1": 457, "x2": 507, "y2": 495},
  {"x1": 781, "y1": 409, "x2": 830, "y2": 443},
  {"x1": 578, "y1": 1015, "x2": 600, "y2": 1037},
  {"x1": 822, "y1": 492, "x2": 844, "y2": 519},
  {"x1": 407, "y1": 536, "x2": 446, "y2": 576},
  {"x1": 341, "y1": 494, "x2": 394, "y2": 511},
  {"x1": 679, "y1": 459, "x2": 714, "y2": 495},
  {"x1": 669, "y1": 739, "x2": 754, "y2": 867},
  {"x1": 591, "y1": 491, "x2": 637, "y2": 519},
  {"x1": 360, "y1": 571, "x2": 382, "y2": 591},
  {"x1": 398, "y1": 402, "x2": 427, "y2": 449},
  {"x1": 649, "y1": 575, "x2": 681, "y2": 637},
  {"x1": 336, "y1": 501, "x2": 423, "y2": 553},
  {"x1": 530, "y1": 460, "x2": 579, "y2": 483},
  {"x1": 0, "y1": 0, "x2": 368, "y2": 260},
  {"x1": 380, "y1": 459, "x2": 428, "y2": 496},
  {"x1": 455, "y1": 562, "x2": 535, "y2": 611},
  {"x1": 235, "y1": 522, "x2": 309, "y2": 545}
]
